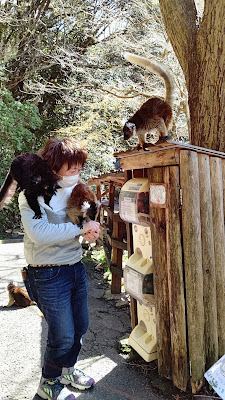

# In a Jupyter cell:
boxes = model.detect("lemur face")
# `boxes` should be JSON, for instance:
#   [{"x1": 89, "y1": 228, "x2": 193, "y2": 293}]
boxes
[{"x1": 123, "y1": 122, "x2": 136, "y2": 140}]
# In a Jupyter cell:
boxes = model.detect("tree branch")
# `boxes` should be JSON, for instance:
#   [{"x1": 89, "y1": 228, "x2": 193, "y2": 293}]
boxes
[{"x1": 27, "y1": 80, "x2": 150, "y2": 99}]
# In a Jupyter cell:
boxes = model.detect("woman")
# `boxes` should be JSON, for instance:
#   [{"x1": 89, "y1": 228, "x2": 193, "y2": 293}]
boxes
[{"x1": 19, "y1": 137, "x2": 100, "y2": 400}]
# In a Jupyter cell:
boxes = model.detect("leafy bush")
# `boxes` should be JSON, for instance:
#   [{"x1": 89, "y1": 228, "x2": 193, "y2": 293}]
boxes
[
  {"x1": 0, "y1": 195, "x2": 23, "y2": 239},
  {"x1": 0, "y1": 89, "x2": 42, "y2": 236},
  {"x1": 0, "y1": 88, "x2": 42, "y2": 179}
]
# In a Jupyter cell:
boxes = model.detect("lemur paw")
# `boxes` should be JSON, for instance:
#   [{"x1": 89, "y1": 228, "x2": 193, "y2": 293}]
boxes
[{"x1": 33, "y1": 214, "x2": 42, "y2": 219}]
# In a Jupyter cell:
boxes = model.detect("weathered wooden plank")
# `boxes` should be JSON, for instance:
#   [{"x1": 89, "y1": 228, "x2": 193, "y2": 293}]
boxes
[
  {"x1": 110, "y1": 263, "x2": 123, "y2": 277},
  {"x1": 180, "y1": 150, "x2": 205, "y2": 393},
  {"x1": 164, "y1": 166, "x2": 188, "y2": 391},
  {"x1": 115, "y1": 140, "x2": 225, "y2": 159},
  {"x1": 101, "y1": 205, "x2": 124, "y2": 222},
  {"x1": 105, "y1": 183, "x2": 114, "y2": 269},
  {"x1": 148, "y1": 167, "x2": 172, "y2": 380},
  {"x1": 105, "y1": 233, "x2": 127, "y2": 250},
  {"x1": 111, "y1": 238, "x2": 127, "y2": 251},
  {"x1": 108, "y1": 182, "x2": 115, "y2": 210},
  {"x1": 99, "y1": 205, "x2": 104, "y2": 240},
  {"x1": 88, "y1": 171, "x2": 125, "y2": 187},
  {"x1": 111, "y1": 220, "x2": 124, "y2": 294},
  {"x1": 210, "y1": 157, "x2": 225, "y2": 357},
  {"x1": 198, "y1": 154, "x2": 218, "y2": 369},
  {"x1": 124, "y1": 169, "x2": 137, "y2": 329},
  {"x1": 96, "y1": 183, "x2": 101, "y2": 201},
  {"x1": 222, "y1": 160, "x2": 225, "y2": 226},
  {"x1": 119, "y1": 148, "x2": 180, "y2": 171}
]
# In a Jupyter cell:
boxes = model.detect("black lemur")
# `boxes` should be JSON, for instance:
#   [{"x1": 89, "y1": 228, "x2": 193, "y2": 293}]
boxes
[
  {"x1": 0, "y1": 153, "x2": 59, "y2": 219},
  {"x1": 123, "y1": 52, "x2": 175, "y2": 150}
]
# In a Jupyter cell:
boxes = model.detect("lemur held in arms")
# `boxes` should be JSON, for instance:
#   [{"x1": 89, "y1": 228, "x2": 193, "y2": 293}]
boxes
[
  {"x1": 123, "y1": 52, "x2": 175, "y2": 150},
  {"x1": 0, "y1": 153, "x2": 59, "y2": 219},
  {"x1": 67, "y1": 182, "x2": 99, "y2": 228}
]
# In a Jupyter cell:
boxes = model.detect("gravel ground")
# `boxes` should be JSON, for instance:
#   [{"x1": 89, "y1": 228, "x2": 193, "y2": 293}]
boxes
[{"x1": 0, "y1": 242, "x2": 161, "y2": 400}]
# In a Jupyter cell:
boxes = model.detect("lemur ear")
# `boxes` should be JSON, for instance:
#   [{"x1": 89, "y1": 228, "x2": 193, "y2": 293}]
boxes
[
  {"x1": 81, "y1": 201, "x2": 91, "y2": 216},
  {"x1": 126, "y1": 122, "x2": 136, "y2": 136}
]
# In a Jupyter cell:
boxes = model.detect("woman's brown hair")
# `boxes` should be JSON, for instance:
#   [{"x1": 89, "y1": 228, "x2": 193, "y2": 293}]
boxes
[{"x1": 39, "y1": 137, "x2": 88, "y2": 172}]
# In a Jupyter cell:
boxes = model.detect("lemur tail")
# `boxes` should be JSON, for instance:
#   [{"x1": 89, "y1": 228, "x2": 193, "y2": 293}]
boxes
[
  {"x1": 124, "y1": 52, "x2": 175, "y2": 107},
  {"x1": 0, "y1": 171, "x2": 17, "y2": 209}
]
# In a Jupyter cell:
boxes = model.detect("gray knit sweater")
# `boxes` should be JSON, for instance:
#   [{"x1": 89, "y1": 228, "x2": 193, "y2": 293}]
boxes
[{"x1": 18, "y1": 186, "x2": 83, "y2": 266}]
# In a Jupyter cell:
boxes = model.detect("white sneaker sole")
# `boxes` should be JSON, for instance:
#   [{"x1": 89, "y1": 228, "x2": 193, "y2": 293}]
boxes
[
  {"x1": 71, "y1": 382, "x2": 93, "y2": 390},
  {"x1": 60, "y1": 377, "x2": 93, "y2": 390}
]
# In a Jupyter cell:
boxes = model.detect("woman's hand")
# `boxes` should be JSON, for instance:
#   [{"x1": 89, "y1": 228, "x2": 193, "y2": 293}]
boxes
[
  {"x1": 84, "y1": 230, "x2": 100, "y2": 242},
  {"x1": 83, "y1": 220, "x2": 100, "y2": 242}
]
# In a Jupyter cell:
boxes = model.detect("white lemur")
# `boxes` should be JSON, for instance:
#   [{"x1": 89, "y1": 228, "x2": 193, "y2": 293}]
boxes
[{"x1": 123, "y1": 52, "x2": 175, "y2": 150}]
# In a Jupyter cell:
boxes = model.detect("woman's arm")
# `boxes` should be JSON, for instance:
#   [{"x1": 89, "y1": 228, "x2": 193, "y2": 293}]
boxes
[{"x1": 19, "y1": 192, "x2": 83, "y2": 245}]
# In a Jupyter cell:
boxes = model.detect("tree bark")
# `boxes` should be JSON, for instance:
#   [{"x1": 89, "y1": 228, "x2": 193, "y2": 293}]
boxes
[{"x1": 159, "y1": 0, "x2": 225, "y2": 151}]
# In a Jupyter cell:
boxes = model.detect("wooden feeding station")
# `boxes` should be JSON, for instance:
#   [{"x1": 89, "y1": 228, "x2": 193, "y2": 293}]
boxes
[
  {"x1": 115, "y1": 140, "x2": 225, "y2": 393},
  {"x1": 88, "y1": 171, "x2": 127, "y2": 294}
]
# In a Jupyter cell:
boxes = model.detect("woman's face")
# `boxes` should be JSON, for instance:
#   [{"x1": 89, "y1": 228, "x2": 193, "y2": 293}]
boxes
[{"x1": 55, "y1": 163, "x2": 83, "y2": 177}]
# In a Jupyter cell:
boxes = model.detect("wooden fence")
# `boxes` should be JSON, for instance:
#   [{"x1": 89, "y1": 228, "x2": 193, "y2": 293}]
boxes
[{"x1": 88, "y1": 171, "x2": 127, "y2": 294}]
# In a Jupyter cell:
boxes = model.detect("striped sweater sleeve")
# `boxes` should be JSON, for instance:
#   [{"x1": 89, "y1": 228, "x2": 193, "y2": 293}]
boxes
[{"x1": 18, "y1": 192, "x2": 83, "y2": 245}]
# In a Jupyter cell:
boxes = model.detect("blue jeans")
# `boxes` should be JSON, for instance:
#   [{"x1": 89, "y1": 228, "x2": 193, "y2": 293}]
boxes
[{"x1": 27, "y1": 262, "x2": 89, "y2": 379}]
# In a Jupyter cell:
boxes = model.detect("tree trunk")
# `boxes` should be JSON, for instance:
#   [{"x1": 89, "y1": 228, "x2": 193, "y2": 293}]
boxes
[{"x1": 159, "y1": 0, "x2": 225, "y2": 152}]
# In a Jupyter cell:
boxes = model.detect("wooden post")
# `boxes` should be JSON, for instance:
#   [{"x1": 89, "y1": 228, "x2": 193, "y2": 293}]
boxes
[
  {"x1": 96, "y1": 182, "x2": 101, "y2": 201},
  {"x1": 222, "y1": 160, "x2": 225, "y2": 222},
  {"x1": 164, "y1": 166, "x2": 188, "y2": 391},
  {"x1": 198, "y1": 154, "x2": 218, "y2": 369},
  {"x1": 99, "y1": 205, "x2": 104, "y2": 240},
  {"x1": 111, "y1": 219, "x2": 125, "y2": 294},
  {"x1": 106, "y1": 182, "x2": 115, "y2": 260},
  {"x1": 180, "y1": 150, "x2": 205, "y2": 393},
  {"x1": 148, "y1": 167, "x2": 172, "y2": 380},
  {"x1": 210, "y1": 157, "x2": 225, "y2": 357},
  {"x1": 108, "y1": 182, "x2": 115, "y2": 210}
]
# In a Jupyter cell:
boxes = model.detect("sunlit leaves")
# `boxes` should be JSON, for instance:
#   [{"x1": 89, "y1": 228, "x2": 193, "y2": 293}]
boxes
[{"x1": 0, "y1": 88, "x2": 42, "y2": 175}]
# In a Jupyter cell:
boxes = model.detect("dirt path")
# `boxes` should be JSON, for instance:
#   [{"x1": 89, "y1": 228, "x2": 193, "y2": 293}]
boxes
[{"x1": 0, "y1": 242, "x2": 163, "y2": 400}]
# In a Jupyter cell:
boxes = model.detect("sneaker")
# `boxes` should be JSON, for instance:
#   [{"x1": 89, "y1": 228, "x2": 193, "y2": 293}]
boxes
[
  {"x1": 37, "y1": 378, "x2": 76, "y2": 400},
  {"x1": 61, "y1": 368, "x2": 95, "y2": 390}
]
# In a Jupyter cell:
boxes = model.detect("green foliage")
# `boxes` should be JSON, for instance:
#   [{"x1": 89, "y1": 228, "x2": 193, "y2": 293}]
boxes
[
  {"x1": 0, "y1": 88, "x2": 42, "y2": 147},
  {"x1": 0, "y1": 89, "x2": 42, "y2": 236},
  {"x1": 0, "y1": 195, "x2": 23, "y2": 239},
  {"x1": 0, "y1": 88, "x2": 42, "y2": 178},
  {"x1": 91, "y1": 248, "x2": 108, "y2": 265},
  {"x1": 83, "y1": 247, "x2": 108, "y2": 267}
]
